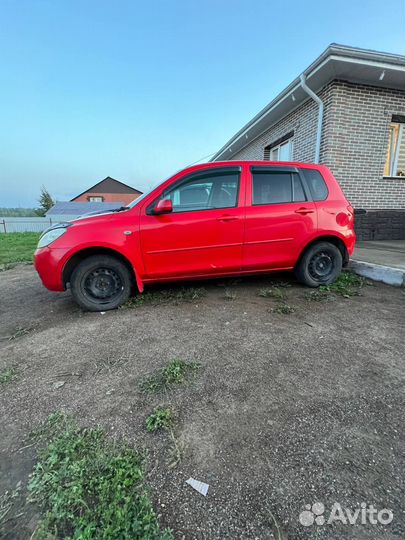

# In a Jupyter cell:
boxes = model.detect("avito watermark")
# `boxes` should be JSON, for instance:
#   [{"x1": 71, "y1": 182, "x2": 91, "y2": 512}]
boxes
[{"x1": 299, "y1": 502, "x2": 393, "y2": 527}]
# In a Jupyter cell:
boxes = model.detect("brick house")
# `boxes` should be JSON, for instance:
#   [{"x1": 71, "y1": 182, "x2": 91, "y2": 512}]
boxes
[
  {"x1": 71, "y1": 176, "x2": 143, "y2": 206},
  {"x1": 211, "y1": 44, "x2": 405, "y2": 240}
]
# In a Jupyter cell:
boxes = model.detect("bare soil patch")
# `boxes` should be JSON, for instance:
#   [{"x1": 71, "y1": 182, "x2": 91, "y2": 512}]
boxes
[{"x1": 1, "y1": 265, "x2": 404, "y2": 539}]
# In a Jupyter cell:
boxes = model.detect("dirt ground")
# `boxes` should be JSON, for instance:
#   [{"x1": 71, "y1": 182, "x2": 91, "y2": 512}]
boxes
[{"x1": 0, "y1": 265, "x2": 404, "y2": 540}]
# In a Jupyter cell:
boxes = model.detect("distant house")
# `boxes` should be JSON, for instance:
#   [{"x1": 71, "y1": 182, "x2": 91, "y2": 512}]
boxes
[{"x1": 71, "y1": 177, "x2": 143, "y2": 206}]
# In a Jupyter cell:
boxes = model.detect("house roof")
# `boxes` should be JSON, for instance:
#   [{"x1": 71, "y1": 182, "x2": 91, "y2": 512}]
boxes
[
  {"x1": 70, "y1": 177, "x2": 143, "y2": 201},
  {"x1": 211, "y1": 44, "x2": 405, "y2": 161},
  {"x1": 46, "y1": 201, "x2": 125, "y2": 216}
]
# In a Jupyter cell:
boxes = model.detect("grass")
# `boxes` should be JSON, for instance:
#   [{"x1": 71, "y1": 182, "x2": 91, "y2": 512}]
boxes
[
  {"x1": 0, "y1": 233, "x2": 40, "y2": 266},
  {"x1": 28, "y1": 412, "x2": 172, "y2": 540},
  {"x1": 306, "y1": 272, "x2": 366, "y2": 302},
  {"x1": 141, "y1": 360, "x2": 200, "y2": 394},
  {"x1": 146, "y1": 407, "x2": 173, "y2": 432},
  {"x1": 122, "y1": 287, "x2": 206, "y2": 308},
  {"x1": 0, "y1": 368, "x2": 17, "y2": 385}
]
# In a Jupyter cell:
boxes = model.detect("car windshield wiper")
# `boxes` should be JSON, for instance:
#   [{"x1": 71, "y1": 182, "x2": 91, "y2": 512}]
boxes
[{"x1": 112, "y1": 206, "x2": 129, "y2": 212}]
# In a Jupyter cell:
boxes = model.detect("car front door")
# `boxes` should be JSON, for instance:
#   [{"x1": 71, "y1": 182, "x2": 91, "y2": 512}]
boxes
[
  {"x1": 242, "y1": 166, "x2": 317, "y2": 271},
  {"x1": 139, "y1": 167, "x2": 245, "y2": 279}
]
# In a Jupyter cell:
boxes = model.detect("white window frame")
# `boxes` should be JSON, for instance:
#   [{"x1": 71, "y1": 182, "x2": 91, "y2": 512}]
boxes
[
  {"x1": 385, "y1": 122, "x2": 404, "y2": 177},
  {"x1": 88, "y1": 196, "x2": 104, "y2": 202},
  {"x1": 269, "y1": 138, "x2": 294, "y2": 162}
]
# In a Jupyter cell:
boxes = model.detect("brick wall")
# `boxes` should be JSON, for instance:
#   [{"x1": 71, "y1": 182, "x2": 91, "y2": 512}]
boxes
[
  {"x1": 321, "y1": 81, "x2": 405, "y2": 210},
  {"x1": 228, "y1": 86, "x2": 324, "y2": 163},
  {"x1": 355, "y1": 210, "x2": 405, "y2": 240},
  {"x1": 226, "y1": 80, "x2": 405, "y2": 211}
]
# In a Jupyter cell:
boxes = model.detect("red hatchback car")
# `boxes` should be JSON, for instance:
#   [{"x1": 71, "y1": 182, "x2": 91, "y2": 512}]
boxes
[{"x1": 34, "y1": 162, "x2": 356, "y2": 311}]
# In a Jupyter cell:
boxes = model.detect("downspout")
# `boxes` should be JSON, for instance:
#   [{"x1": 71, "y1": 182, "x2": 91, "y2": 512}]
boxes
[{"x1": 300, "y1": 73, "x2": 324, "y2": 164}]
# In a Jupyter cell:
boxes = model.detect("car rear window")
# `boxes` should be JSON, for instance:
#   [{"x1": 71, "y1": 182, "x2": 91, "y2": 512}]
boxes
[
  {"x1": 252, "y1": 171, "x2": 306, "y2": 205},
  {"x1": 301, "y1": 168, "x2": 328, "y2": 201}
]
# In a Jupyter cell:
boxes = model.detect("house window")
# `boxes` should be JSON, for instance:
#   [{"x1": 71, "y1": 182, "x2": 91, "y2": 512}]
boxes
[
  {"x1": 384, "y1": 117, "x2": 405, "y2": 177},
  {"x1": 264, "y1": 131, "x2": 294, "y2": 161},
  {"x1": 88, "y1": 196, "x2": 104, "y2": 202}
]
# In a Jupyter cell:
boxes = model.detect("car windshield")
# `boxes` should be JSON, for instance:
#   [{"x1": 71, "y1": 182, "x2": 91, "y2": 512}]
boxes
[
  {"x1": 127, "y1": 191, "x2": 150, "y2": 208},
  {"x1": 127, "y1": 172, "x2": 180, "y2": 208}
]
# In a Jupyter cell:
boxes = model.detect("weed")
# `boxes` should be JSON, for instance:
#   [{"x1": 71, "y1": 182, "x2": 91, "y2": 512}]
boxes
[
  {"x1": 10, "y1": 327, "x2": 32, "y2": 340},
  {"x1": 146, "y1": 407, "x2": 173, "y2": 432},
  {"x1": 271, "y1": 304, "x2": 295, "y2": 315},
  {"x1": 224, "y1": 288, "x2": 237, "y2": 301},
  {"x1": 0, "y1": 327, "x2": 32, "y2": 342},
  {"x1": 305, "y1": 289, "x2": 334, "y2": 302},
  {"x1": 0, "y1": 482, "x2": 22, "y2": 525},
  {"x1": 28, "y1": 412, "x2": 172, "y2": 540},
  {"x1": 258, "y1": 287, "x2": 286, "y2": 301},
  {"x1": 123, "y1": 287, "x2": 206, "y2": 308},
  {"x1": 306, "y1": 272, "x2": 366, "y2": 302},
  {"x1": 93, "y1": 354, "x2": 129, "y2": 374},
  {"x1": 167, "y1": 430, "x2": 185, "y2": 469},
  {"x1": 141, "y1": 359, "x2": 200, "y2": 394},
  {"x1": 145, "y1": 408, "x2": 184, "y2": 468},
  {"x1": 0, "y1": 368, "x2": 17, "y2": 385},
  {"x1": 320, "y1": 272, "x2": 365, "y2": 297}
]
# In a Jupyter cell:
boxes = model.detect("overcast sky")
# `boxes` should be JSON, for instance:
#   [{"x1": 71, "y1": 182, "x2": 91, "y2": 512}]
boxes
[{"x1": 1, "y1": 0, "x2": 404, "y2": 207}]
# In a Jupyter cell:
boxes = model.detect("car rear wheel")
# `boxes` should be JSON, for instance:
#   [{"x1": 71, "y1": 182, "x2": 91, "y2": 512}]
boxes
[
  {"x1": 70, "y1": 255, "x2": 132, "y2": 311},
  {"x1": 295, "y1": 242, "x2": 342, "y2": 287}
]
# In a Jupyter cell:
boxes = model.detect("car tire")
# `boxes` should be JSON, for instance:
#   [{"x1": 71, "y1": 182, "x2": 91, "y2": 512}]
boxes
[
  {"x1": 295, "y1": 242, "x2": 342, "y2": 287},
  {"x1": 70, "y1": 255, "x2": 132, "y2": 311}
]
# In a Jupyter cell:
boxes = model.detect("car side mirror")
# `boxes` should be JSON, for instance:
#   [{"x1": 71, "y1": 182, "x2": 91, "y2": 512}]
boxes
[{"x1": 153, "y1": 199, "x2": 173, "y2": 215}]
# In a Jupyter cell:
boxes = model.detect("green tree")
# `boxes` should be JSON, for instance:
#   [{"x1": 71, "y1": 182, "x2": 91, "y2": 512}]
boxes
[{"x1": 35, "y1": 186, "x2": 55, "y2": 216}]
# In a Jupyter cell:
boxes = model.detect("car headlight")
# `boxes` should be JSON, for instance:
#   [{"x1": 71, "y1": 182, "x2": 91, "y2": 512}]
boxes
[{"x1": 37, "y1": 227, "x2": 68, "y2": 248}]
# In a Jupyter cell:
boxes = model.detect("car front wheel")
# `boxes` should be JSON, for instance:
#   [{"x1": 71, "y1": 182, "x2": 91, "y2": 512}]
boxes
[
  {"x1": 70, "y1": 255, "x2": 132, "y2": 311},
  {"x1": 295, "y1": 242, "x2": 342, "y2": 287}
]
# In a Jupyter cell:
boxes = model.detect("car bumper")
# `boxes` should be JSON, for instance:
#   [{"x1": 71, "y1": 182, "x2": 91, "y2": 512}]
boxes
[
  {"x1": 34, "y1": 247, "x2": 68, "y2": 291},
  {"x1": 347, "y1": 231, "x2": 356, "y2": 257}
]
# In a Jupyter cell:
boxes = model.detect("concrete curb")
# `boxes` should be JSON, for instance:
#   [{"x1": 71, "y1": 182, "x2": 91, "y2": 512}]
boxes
[{"x1": 349, "y1": 260, "x2": 405, "y2": 287}]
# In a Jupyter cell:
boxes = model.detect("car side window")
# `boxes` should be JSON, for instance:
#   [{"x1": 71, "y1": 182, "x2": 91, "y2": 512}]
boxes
[
  {"x1": 301, "y1": 168, "x2": 328, "y2": 201},
  {"x1": 252, "y1": 171, "x2": 306, "y2": 205},
  {"x1": 158, "y1": 171, "x2": 240, "y2": 213}
]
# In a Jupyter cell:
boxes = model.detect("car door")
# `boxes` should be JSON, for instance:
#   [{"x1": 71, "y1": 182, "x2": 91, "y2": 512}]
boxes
[
  {"x1": 139, "y1": 166, "x2": 245, "y2": 279},
  {"x1": 242, "y1": 166, "x2": 317, "y2": 270}
]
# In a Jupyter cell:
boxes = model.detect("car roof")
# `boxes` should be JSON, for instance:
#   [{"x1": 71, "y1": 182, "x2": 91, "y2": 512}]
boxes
[{"x1": 202, "y1": 160, "x2": 324, "y2": 168}]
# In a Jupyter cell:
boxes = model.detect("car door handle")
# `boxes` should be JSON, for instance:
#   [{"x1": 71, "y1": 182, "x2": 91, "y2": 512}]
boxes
[
  {"x1": 217, "y1": 216, "x2": 239, "y2": 222},
  {"x1": 295, "y1": 207, "x2": 314, "y2": 215}
]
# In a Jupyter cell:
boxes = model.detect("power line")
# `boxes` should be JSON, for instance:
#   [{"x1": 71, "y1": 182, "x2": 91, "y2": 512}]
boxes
[{"x1": 186, "y1": 151, "x2": 217, "y2": 167}]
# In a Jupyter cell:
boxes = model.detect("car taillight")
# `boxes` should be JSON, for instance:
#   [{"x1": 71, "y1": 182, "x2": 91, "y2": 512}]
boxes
[{"x1": 347, "y1": 204, "x2": 354, "y2": 216}]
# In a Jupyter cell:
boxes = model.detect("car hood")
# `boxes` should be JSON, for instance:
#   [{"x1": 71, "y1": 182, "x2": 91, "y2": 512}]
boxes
[{"x1": 67, "y1": 207, "x2": 131, "y2": 226}]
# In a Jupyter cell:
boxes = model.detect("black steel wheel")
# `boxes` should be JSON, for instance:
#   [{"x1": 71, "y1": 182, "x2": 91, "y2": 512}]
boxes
[
  {"x1": 308, "y1": 250, "x2": 335, "y2": 281},
  {"x1": 70, "y1": 255, "x2": 132, "y2": 311},
  {"x1": 295, "y1": 242, "x2": 342, "y2": 287}
]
